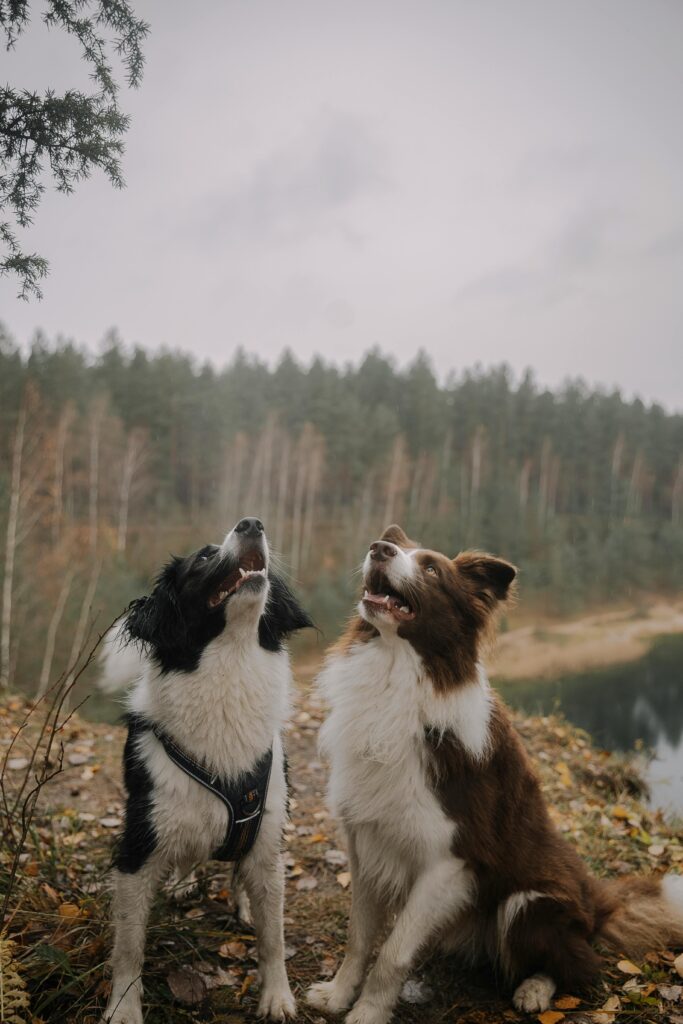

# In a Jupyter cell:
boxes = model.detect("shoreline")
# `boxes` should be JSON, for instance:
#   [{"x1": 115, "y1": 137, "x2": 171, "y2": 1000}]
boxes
[{"x1": 489, "y1": 598, "x2": 683, "y2": 682}]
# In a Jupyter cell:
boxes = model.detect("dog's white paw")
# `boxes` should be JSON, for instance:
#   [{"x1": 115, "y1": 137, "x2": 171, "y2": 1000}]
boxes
[
  {"x1": 512, "y1": 973, "x2": 556, "y2": 1013},
  {"x1": 103, "y1": 990, "x2": 143, "y2": 1024},
  {"x1": 307, "y1": 978, "x2": 357, "y2": 1013},
  {"x1": 345, "y1": 999, "x2": 392, "y2": 1024},
  {"x1": 258, "y1": 982, "x2": 296, "y2": 1020}
]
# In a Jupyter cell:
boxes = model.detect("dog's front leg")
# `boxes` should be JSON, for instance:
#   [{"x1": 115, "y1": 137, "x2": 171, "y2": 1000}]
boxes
[
  {"x1": 104, "y1": 859, "x2": 163, "y2": 1024},
  {"x1": 239, "y1": 847, "x2": 296, "y2": 1020},
  {"x1": 307, "y1": 829, "x2": 385, "y2": 1013},
  {"x1": 346, "y1": 858, "x2": 474, "y2": 1024}
]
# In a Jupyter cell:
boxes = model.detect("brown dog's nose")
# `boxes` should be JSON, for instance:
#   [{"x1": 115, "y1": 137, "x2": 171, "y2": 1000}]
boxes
[{"x1": 370, "y1": 541, "x2": 398, "y2": 562}]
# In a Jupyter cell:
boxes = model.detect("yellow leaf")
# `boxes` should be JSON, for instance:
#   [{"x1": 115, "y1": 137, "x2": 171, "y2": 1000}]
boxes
[
  {"x1": 58, "y1": 902, "x2": 81, "y2": 918},
  {"x1": 611, "y1": 805, "x2": 629, "y2": 819},
  {"x1": 308, "y1": 833, "x2": 327, "y2": 843},
  {"x1": 554, "y1": 996, "x2": 581, "y2": 1009},
  {"x1": 336, "y1": 871, "x2": 351, "y2": 888},
  {"x1": 602, "y1": 995, "x2": 621, "y2": 1011},
  {"x1": 617, "y1": 959, "x2": 641, "y2": 975},
  {"x1": 537, "y1": 1012, "x2": 564, "y2": 1024},
  {"x1": 554, "y1": 762, "x2": 572, "y2": 788}
]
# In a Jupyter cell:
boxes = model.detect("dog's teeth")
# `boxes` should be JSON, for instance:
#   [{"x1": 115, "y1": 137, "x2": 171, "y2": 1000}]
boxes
[
  {"x1": 400, "y1": 605, "x2": 409, "y2": 613},
  {"x1": 239, "y1": 567, "x2": 247, "y2": 577},
  {"x1": 383, "y1": 595, "x2": 390, "y2": 604},
  {"x1": 363, "y1": 590, "x2": 369, "y2": 598},
  {"x1": 220, "y1": 591, "x2": 227, "y2": 599}
]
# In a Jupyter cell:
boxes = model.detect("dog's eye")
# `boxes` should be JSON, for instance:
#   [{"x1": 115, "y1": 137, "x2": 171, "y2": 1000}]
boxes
[{"x1": 425, "y1": 565, "x2": 437, "y2": 576}]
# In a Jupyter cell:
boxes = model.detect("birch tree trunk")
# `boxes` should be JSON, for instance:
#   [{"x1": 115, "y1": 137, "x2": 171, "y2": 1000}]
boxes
[
  {"x1": 63, "y1": 561, "x2": 101, "y2": 709},
  {"x1": 52, "y1": 404, "x2": 74, "y2": 544},
  {"x1": 36, "y1": 567, "x2": 75, "y2": 698},
  {"x1": 302, "y1": 439, "x2": 324, "y2": 569},
  {"x1": 88, "y1": 399, "x2": 106, "y2": 553},
  {"x1": 117, "y1": 431, "x2": 144, "y2": 553},
  {"x1": 289, "y1": 426, "x2": 311, "y2": 577},
  {"x1": 1, "y1": 404, "x2": 26, "y2": 692},
  {"x1": 382, "y1": 436, "x2": 405, "y2": 527},
  {"x1": 273, "y1": 433, "x2": 290, "y2": 556}
]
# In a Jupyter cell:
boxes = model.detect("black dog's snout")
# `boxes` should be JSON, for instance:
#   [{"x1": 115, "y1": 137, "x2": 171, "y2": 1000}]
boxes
[
  {"x1": 370, "y1": 540, "x2": 398, "y2": 562},
  {"x1": 235, "y1": 517, "x2": 264, "y2": 538}
]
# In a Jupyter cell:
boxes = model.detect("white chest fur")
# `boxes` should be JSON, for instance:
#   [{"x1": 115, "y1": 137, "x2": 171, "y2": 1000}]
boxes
[
  {"x1": 318, "y1": 636, "x2": 491, "y2": 901},
  {"x1": 126, "y1": 633, "x2": 291, "y2": 865},
  {"x1": 130, "y1": 634, "x2": 290, "y2": 776}
]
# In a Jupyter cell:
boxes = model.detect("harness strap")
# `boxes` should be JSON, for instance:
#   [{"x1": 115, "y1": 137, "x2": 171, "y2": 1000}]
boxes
[{"x1": 146, "y1": 722, "x2": 273, "y2": 862}]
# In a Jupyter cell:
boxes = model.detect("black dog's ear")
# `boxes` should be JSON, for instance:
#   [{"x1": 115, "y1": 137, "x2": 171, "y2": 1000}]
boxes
[
  {"x1": 259, "y1": 573, "x2": 314, "y2": 652},
  {"x1": 124, "y1": 559, "x2": 186, "y2": 653}
]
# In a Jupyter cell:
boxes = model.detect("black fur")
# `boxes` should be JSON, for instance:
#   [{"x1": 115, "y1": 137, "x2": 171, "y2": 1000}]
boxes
[
  {"x1": 124, "y1": 544, "x2": 312, "y2": 673},
  {"x1": 259, "y1": 572, "x2": 314, "y2": 652},
  {"x1": 113, "y1": 714, "x2": 158, "y2": 873}
]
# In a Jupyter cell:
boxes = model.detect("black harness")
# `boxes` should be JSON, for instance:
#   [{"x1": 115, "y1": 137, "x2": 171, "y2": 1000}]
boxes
[{"x1": 132, "y1": 716, "x2": 273, "y2": 861}]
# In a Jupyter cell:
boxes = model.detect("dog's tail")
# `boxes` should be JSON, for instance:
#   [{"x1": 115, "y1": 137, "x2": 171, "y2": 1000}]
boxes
[
  {"x1": 96, "y1": 621, "x2": 146, "y2": 693},
  {"x1": 594, "y1": 874, "x2": 683, "y2": 955}
]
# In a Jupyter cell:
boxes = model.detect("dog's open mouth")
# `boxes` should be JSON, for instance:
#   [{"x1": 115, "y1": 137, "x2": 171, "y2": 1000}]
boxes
[
  {"x1": 207, "y1": 550, "x2": 266, "y2": 609},
  {"x1": 362, "y1": 580, "x2": 416, "y2": 622}
]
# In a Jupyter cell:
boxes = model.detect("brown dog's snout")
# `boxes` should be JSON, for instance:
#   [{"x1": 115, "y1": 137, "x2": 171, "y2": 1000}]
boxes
[{"x1": 370, "y1": 541, "x2": 398, "y2": 562}]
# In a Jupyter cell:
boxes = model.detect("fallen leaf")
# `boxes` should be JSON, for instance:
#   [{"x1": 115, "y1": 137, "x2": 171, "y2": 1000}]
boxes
[
  {"x1": 537, "y1": 1012, "x2": 564, "y2": 1024},
  {"x1": 218, "y1": 941, "x2": 248, "y2": 959},
  {"x1": 659, "y1": 983, "x2": 683, "y2": 1001},
  {"x1": 554, "y1": 762, "x2": 572, "y2": 788},
  {"x1": 239, "y1": 974, "x2": 255, "y2": 1000},
  {"x1": 611, "y1": 805, "x2": 630, "y2": 820},
  {"x1": 296, "y1": 875, "x2": 318, "y2": 891},
  {"x1": 7, "y1": 757, "x2": 29, "y2": 770},
  {"x1": 675, "y1": 952, "x2": 683, "y2": 978},
  {"x1": 167, "y1": 965, "x2": 208, "y2": 1005},
  {"x1": 98, "y1": 816, "x2": 121, "y2": 828},
  {"x1": 554, "y1": 996, "x2": 581, "y2": 1009},
  {"x1": 324, "y1": 848, "x2": 348, "y2": 868},
  {"x1": 308, "y1": 833, "x2": 327, "y2": 843},
  {"x1": 616, "y1": 959, "x2": 641, "y2": 975},
  {"x1": 58, "y1": 903, "x2": 81, "y2": 918},
  {"x1": 336, "y1": 871, "x2": 351, "y2": 889},
  {"x1": 67, "y1": 753, "x2": 90, "y2": 766}
]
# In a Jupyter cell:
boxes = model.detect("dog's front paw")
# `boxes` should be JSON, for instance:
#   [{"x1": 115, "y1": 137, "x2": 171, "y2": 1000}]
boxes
[
  {"x1": 258, "y1": 982, "x2": 296, "y2": 1020},
  {"x1": 512, "y1": 974, "x2": 556, "y2": 1013},
  {"x1": 103, "y1": 991, "x2": 143, "y2": 1024},
  {"x1": 345, "y1": 999, "x2": 392, "y2": 1024},
  {"x1": 307, "y1": 978, "x2": 357, "y2": 1013}
]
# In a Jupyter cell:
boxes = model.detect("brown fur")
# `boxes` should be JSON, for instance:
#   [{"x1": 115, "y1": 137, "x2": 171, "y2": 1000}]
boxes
[{"x1": 348, "y1": 524, "x2": 683, "y2": 994}]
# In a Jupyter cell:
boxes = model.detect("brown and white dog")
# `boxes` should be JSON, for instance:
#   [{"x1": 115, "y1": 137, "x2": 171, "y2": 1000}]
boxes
[{"x1": 307, "y1": 525, "x2": 683, "y2": 1024}]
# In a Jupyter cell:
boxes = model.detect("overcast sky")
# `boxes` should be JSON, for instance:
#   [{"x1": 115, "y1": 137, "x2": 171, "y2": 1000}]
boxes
[{"x1": 2, "y1": 1, "x2": 682, "y2": 408}]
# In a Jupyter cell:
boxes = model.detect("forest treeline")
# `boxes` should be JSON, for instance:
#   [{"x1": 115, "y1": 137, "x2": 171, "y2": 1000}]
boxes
[{"x1": 1, "y1": 325, "x2": 682, "y2": 698}]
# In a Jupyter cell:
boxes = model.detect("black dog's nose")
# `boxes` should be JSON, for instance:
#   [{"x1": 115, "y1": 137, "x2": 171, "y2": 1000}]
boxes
[
  {"x1": 235, "y1": 517, "x2": 264, "y2": 538},
  {"x1": 370, "y1": 540, "x2": 398, "y2": 561}
]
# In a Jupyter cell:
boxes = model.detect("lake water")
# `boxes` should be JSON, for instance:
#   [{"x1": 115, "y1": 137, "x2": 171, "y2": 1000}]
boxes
[{"x1": 496, "y1": 634, "x2": 683, "y2": 819}]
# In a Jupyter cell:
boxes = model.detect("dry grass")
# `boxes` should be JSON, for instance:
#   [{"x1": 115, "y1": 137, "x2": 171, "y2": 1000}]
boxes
[{"x1": 1, "y1": 675, "x2": 682, "y2": 1024}]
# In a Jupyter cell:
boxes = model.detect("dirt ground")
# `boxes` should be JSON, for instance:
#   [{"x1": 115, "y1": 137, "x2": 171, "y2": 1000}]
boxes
[
  {"x1": 490, "y1": 600, "x2": 683, "y2": 682},
  {"x1": 2, "y1": 650, "x2": 683, "y2": 1024}
]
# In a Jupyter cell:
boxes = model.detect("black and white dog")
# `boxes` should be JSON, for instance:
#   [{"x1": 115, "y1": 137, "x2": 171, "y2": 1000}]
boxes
[{"x1": 102, "y1": 518, "x2": 312, "y2": 1024}]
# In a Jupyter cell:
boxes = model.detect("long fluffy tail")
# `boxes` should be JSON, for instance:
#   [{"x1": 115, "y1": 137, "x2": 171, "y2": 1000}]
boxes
[
  {"x1": 96, "y1": 622, "x2": 146, "y2": 693},
  {"x1": 596, "y1": 874, "x2": 683, "y2": 955}
]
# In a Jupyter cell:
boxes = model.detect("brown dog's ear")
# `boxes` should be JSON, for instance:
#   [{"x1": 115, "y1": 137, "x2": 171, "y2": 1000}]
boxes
[
  {"x1": 454, "y1": 552, "x2": 517, "y2": 603},
  {"x1": 381, "y1": 524, "x2": 417, "y2": 549}
]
